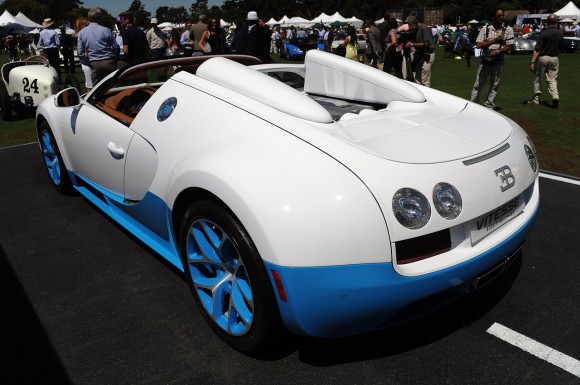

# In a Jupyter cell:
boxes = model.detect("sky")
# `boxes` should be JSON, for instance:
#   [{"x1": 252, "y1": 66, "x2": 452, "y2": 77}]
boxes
[{"x1": 79, "y1": 0, "x2": 224, "y2": 19}]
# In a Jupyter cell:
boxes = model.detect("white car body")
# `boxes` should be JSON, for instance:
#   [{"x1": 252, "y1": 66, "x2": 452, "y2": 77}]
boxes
[
  {"x1": 36, "y1": 51, "x2": 540, "y2": 350},
  {"x1": 0, "y1": 57, "x2": 59, "y2": 120},
  {"x1": 7, "y1": 63, "x2": 59, "y2": 106},
  {"x1": 0, "y1": 56, "x2": 81, "y2": 121}
]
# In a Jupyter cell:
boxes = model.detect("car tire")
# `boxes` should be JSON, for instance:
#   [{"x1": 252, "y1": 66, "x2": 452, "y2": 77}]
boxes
[
  {"x1": 178, "y1": 200, "x2": 285, "y2": 353},
  {"x1": 0, "y1": 81, "x2": 12, "y2": 121},
  {"x1": 38, "y1": 121, "x2": 74, "y2": 195},
  {"x1": 64, "y1": 74, "x2": 82, "y2": 94}
]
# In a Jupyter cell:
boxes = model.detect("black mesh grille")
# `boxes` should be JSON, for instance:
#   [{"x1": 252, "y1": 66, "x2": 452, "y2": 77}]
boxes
[{"x1": 395, "y1": 229, "x2": 451, "y2": 264}]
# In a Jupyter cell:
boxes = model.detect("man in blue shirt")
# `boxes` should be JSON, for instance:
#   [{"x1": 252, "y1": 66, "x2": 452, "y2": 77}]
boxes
[
  {"x1": 77, "y1": 8, "x2": 119, "y2": 86},
  {"x1": 38, "y1": 18, "x2": 61, "y2": 80}
]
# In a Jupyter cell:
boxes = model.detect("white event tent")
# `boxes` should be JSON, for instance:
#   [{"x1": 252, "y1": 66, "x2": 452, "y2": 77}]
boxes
[
  {"x1": 267, "y1": 12, "x2": 365, "y2": 28},
  {"x1": 555, "y1": 1, "x2": 580, "y2": 20},
  {"x1": 345, "y1": 16, "x2": 363, "y2": 28},
  {"x1": 0, "y1": 10, "x2": 36, "y2": 35},
  {"x1": 517, "y1": 1, "x2": 580, "y2": 25},
  {"x1": 0, "y1": 10, "x2": 19, "y2": 27},
  {"x1": 14, "y1": 12, "x2": 42, "y2": 28},
  {"x1": 311, "y1": 12, "x2": 333, "y2": 24}
]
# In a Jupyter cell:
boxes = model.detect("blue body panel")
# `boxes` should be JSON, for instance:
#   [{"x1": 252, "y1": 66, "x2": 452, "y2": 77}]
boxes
[
  {"x1": 69, "y1": 173, "x2": 183, "y2": 271},
  {"x1": 67, "y1": 169, "x2": 538, "y2": 339},
  {"x1": 265, "y1": 205, "x2": 538, "y2": 338},
  {"x1": 285, "y1": 43, "x2": 304, "y2": 59}
]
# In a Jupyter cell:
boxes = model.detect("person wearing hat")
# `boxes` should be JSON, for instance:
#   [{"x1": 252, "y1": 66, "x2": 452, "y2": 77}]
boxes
[
  {"x1": 190, "y1": 14, "x2": 207, "y2": 55},
  {"x1": 38, "y1": 18, "x2": 61, "y2": 79},
  {"x1": 243, "y1": 11, "x2": 271, "y2": 62},
  {"x1": 77, "y1": 8, "x2": 119, "y2": 86},
  {"x1": 146, "y1": 17, "x2": 168, "y2": 80},
  {"x1": 146, "y1": 17, "x2": 166, "y2": 61}
]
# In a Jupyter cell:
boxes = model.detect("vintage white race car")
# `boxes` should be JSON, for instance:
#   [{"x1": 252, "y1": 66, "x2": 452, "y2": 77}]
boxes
[
  {"x1": 0, "y1": 56, "x2": 80, "y2": 121},
  {"x1": 36, "y1": 50, "x2": 540, "y2": 352}
]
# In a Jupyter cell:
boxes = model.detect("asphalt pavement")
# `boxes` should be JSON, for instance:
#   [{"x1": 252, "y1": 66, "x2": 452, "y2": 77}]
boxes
[{"x1": 1, "y1": 143, "x2": 579, "y2": 385}]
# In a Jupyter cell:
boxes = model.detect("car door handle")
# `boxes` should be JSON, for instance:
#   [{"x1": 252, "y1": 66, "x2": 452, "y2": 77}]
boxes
[{"x1": 107, "y1": 142, "x2": 126, "y2": 158}]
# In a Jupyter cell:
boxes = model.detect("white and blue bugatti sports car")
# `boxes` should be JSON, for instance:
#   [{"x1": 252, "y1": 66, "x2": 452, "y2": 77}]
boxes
[{"x1": 36, "y1": 50, "x2": 540, "y2": 352}]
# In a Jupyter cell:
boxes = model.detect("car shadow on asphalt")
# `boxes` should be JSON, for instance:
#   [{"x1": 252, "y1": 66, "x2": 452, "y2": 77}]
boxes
[
  {"x1": 0, "y1": 245, "x2": 73, "y2": 385},
  {"x1": 84, "y1": 202, "x2": 524, "y2": 364},
  {"x1": 292, "y1": 255, "x2": 522, "y2": 366}
]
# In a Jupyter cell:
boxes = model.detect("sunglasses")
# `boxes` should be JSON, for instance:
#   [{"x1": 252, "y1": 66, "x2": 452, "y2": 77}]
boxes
[{"x1": 496, "y1": 14, "x2": 504, "y2": 18}]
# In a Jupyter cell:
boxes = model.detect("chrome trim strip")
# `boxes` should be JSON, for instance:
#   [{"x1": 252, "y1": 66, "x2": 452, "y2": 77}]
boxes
[{"x1": 463, "y1": 143, "x2": 510, "y2": 166}]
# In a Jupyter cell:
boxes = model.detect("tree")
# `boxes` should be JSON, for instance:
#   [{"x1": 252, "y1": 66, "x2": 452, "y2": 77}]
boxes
[
  {"x1": 156, "y1": 6, "x2": 190, "y2": 23},
  {"x1": 190, "y1": 0, "x2": 209, "y2": 21},
  {"x1": 126, "y1": 0, "x2": 151, "y2": 27}
]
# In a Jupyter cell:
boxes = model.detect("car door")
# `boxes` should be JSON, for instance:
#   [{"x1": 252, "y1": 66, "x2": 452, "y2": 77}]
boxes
[{"x1": 61, "y1": 102, "x2": 135, "y2": 198}]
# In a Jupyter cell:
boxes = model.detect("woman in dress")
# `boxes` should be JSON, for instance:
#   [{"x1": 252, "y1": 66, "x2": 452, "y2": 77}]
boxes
[
  {"x1": 198, "y1": 16, "x2": 228, "y2": 54},
  {"x1": 342, "y1": 25, "x2": 358, "y2": 60}
]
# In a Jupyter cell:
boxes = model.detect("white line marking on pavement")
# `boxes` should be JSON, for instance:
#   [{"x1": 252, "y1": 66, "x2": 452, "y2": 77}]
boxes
[
  {"x1": 487, "y1": 322, "x2": 580, "y2": 378},
  {"x1": 540, "y1": 172, "x2": 580, "y2": 186}
]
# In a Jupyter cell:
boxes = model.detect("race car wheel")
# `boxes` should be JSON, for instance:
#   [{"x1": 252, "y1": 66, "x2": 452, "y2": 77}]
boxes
[
  {"x1": 0, "y1": 81, "x2": 12, "y2": 121},
  {"x1": 178, "y1": 200, "x2": 284, "y2": 353},
  {"x1": 38, "y1": 121, "x2": 73, "y2": 195},
  {"x1": 64, "y1": 74, "x2": 82, "y2": 94}
]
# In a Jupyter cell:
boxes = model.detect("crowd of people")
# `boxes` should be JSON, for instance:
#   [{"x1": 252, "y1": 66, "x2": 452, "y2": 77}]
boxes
[{"x1": 0, "y1": 6, "x2": 573, "y2": 109}]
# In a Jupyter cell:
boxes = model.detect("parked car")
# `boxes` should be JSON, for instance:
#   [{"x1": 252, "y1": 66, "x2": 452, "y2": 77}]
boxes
[
  {"x1": 511, "y1": 33, "x2": 536, "y2": 54},
  {"x1": 330, "y1": 32, "x2": 347, "y2": 53},
  {"x1": 356, "y1": 33, "x2": 368, "y2": 53},
  {"x1": 331, "y1": 33, "x2": 367, "y2": 54},
  {"x1": 279, "y1": 37, "x2": 323, "y2": 60},
  {"x1": 0, "y1": 55, "x2": 81, "y2": 121},
  {"x1": 527, "y1": 31, "x2": 578, "y2": 53},
  {"x1": 36, "y1": 51, "x2": 540, "y2": 353}
]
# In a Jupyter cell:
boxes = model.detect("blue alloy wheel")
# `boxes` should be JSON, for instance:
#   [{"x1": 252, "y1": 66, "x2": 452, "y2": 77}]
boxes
[
  {"x1": 178, "y1": 201, "x2": 284, "y2": 352},
  {"x1": 38, "y1": 121, "x2": 73, "y2": 194},
  {"x1": 41, "y1": 129, "x2": 62, "y2": 186},
  {"x1": 186, "y1": 218, "x2": 254, "y2": 335}
]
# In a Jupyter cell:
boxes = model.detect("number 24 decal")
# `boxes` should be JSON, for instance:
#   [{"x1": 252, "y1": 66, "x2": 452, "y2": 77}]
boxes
[{"x1": 22, "y1": 77, "x2": 39, "y2": 94}]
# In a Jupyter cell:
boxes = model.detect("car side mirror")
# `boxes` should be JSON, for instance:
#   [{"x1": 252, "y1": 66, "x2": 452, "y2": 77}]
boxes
[{"x1": 55, "y1": 87, "x2": 81, "y2": 108}]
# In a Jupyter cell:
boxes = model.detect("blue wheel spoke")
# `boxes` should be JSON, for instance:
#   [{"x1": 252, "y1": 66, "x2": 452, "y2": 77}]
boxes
[
  {"x1": 211, "y1": 274, "x2": 232, "y2": 331},
  {"x1": 187, "y1": 217, "x2": 255, "y2": 336},
  {"x1": 49, "y1": 159, "x2": 61, "y2": 184},
  {"x1": 41, "y1": 131, "x2": 54, "y2": 153},
  {"x1": 41, "y1": 130, "x2": 61, "y2": 185},
  {"x1": 231, "y1": 280, "x2": 253, "y2": 325},
  {"x1": 190, "y1": 223, "x2": 223, "y2": 264}
]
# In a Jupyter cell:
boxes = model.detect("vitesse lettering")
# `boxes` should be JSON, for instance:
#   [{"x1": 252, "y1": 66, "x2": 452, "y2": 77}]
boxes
[{"x1": 476, "y1": 196, "x2": 520, "y2": 231}]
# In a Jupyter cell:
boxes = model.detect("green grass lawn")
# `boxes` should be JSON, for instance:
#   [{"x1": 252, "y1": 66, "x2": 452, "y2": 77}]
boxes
[{"x1": 1, "y1": 49, "x2": 578, "y2": 176}]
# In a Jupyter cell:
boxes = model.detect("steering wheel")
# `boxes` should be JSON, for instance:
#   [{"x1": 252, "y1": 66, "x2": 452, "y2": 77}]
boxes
[
  {"x1": 124, "y1": 87, "x2": 156, "y2": 117},
  {"x1": 25, "y1": 56, "x2": 50, "y2": 66}
]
